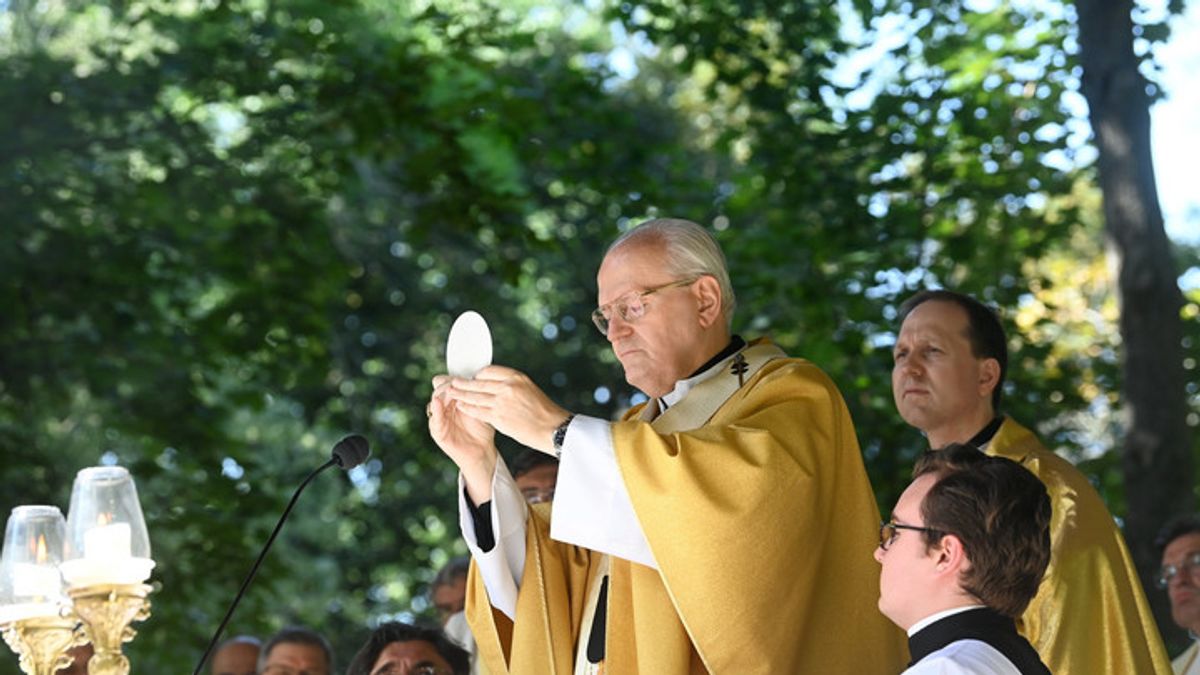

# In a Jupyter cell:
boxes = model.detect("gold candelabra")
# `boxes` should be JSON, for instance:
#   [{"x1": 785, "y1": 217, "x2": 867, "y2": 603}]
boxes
[
  {"x1": 0, "y1": 614, "x2": 87, "y2": 675},
  {"x1": 1, "y1": 471, "x2": 157, "y2": 674},
  {"x1": 68, "y1": 584, "x2": 152, "y2": 675}
]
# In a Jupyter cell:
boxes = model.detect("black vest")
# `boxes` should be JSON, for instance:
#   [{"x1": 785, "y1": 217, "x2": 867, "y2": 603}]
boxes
[{"x1": 907, "y1": 607, "x2": 1050, "y2": 674}]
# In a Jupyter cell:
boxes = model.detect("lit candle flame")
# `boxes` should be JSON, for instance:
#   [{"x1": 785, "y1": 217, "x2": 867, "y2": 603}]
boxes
[
  {"x1": 97, "y1": 512, "x2": 113, "y2": 527},
  {"x1": 35, "y1": 535, "x2": 48, "y2": 564}
]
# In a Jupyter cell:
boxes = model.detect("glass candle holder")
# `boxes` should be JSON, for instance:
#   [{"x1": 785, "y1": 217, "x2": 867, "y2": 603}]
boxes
[
  {"x1": 61, "y1": 467, "x2": 154, "y2": 589},
  {"x1": 0, "y1": 506, "x2": 69, "y2": 624}
]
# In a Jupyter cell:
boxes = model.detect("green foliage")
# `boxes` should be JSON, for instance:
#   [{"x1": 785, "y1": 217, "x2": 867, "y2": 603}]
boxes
[
  {"x1": 604, "y1": 0, "x2": 1105, "y2": 507},
  {"x1": 0, "y1": 0, "x2": 1195, "y2": 670}
]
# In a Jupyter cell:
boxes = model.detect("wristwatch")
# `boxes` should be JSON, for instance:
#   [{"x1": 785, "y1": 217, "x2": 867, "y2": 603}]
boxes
[{"x1": 553, "y1": 413, "x2": 576, "y2": 458}]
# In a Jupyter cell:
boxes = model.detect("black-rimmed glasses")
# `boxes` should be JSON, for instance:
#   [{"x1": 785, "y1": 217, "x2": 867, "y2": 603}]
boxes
[
  {"x1": 1157, "y1": 551, "x2": 1200, "y2": 589},
  {"x1": 590, "y1": 278, "x2": 698, "y2": 334},
  {"x1": 878, "y1": 520, "x2": 942, "y2": 551}
]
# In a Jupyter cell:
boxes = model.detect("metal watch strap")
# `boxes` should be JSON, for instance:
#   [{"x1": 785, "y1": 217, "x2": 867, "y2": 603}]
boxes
[{"x1": 553, "y1": 413, "x2": 576, "y2": 458}]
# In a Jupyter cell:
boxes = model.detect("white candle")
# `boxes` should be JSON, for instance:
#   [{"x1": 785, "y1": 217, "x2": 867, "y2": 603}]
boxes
[
  {"x1": 11, "y1": 563, "x2": 61, "y2": 598},
  {"x1": 83, "y1": 522, "x2": 132, "y2": 561},
  {"x1": 0, "y1": 601, "x2": 61, "y2": 623}
]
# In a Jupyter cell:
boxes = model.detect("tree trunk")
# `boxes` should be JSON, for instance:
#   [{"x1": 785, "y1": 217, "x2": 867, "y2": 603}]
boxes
[{"x1": 1075, "y1": 0, "x2": 1195, "y2": 648}]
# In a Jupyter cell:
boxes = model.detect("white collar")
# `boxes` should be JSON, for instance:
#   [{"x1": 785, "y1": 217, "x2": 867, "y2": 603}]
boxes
[
  {"x1": 907, "y1": 605, "x2": 988, "y2": 637},
  {"x1": 657, "y1": 351, "x2": 733, "y2": 412}
]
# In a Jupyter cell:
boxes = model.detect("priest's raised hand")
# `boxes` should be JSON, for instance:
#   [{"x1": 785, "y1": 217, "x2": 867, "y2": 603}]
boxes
[
  {"x1": 428, "y1": 374, "x2": 498, "y2": 505},
  {"x1": 441, "y1": 365, "x2": 572, "y2": 456}
]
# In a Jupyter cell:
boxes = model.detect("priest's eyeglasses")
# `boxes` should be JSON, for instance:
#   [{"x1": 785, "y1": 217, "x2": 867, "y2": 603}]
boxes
[
  {"x1": 878, "y1": 520, "x2": 942, "y2": 551},
  {"x1": 591, "y1": 278, "x2": 698, "y2": 334},
  {"x1": 1157, "y1": 551, "x2": 1200, "y2": 589}
]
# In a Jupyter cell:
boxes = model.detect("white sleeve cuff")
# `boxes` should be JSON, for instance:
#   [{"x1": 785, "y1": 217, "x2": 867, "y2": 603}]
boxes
[
  {"x1": 549, "y1": 414, "x2": 657, "y2": 569},
  {"x1": 457, "y1": 457, "x2": 528, "y2": 618}
]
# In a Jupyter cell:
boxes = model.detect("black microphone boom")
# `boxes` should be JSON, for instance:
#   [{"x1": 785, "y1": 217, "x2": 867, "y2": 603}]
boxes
[{"x1": 192, "y1": 435, "x2": 370, "y2": 675}]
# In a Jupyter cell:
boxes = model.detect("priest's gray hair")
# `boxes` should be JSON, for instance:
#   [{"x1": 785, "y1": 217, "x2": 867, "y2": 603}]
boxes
[{"x1": 608, "y1": 218, "x2": 736, "y2": 329}]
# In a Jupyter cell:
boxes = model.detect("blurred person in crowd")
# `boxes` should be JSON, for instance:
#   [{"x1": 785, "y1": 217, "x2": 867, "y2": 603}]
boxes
[
  {"x1": 259, "y1": 626, "x2": 333, "y2": 675},
  {"x1": 430, "y1": 556, "x2": 469, "y2": 626},
  {"x1": 1157, "y1": 515, "x2": 1200, "y2": 674},
  {"x1": 510, "y1": 448, "x2": 558, "y2": 505},
  {"x1": 210, "y1": 635, "x2": 260, "y2": 675},
  {"x1": 345, "y1": 621, "x2": 470, "y2": 675}
]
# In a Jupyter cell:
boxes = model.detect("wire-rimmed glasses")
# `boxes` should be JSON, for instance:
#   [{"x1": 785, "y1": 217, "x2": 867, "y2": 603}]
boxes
[
  {"x1": 1157, "y1": 551, "x2": 1200, "y2": 589},
  {"x1": 590, "y1": 278, "x2": 698, "y2": 335}
]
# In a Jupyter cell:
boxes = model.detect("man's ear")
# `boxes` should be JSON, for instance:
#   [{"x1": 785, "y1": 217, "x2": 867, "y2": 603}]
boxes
[
  {"x1": 978, "y1": 358, "x2": 1001, "y2": 400},
  {"x1": 693, "y1": 275, "x2": 724, "y2": 328},
  {"x1": 933, "y1": 533, "x2": 969, "y2": 578}
]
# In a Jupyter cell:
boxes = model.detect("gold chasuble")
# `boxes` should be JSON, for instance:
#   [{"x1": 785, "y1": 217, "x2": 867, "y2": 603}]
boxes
[
  {"x1": 988, "y1": 418, "x2": 1172, "y2": 675},
  {"x1": 465, "y1": 338, "x2": 908, "y2": 674}
]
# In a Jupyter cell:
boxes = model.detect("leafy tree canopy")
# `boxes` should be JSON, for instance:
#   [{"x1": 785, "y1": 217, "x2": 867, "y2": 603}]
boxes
[{"x1": 0, "y1": 0, "x2": 1195, "y2": 668}]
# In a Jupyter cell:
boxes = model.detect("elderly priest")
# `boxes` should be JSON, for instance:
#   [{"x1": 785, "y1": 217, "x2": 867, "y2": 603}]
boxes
[{"x1": 427, "y1": 218, "x2": 907, "y2": 674}]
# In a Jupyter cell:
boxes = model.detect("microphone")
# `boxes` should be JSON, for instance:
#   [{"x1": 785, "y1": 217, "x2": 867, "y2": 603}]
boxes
[
  {"x1": 192, "y1": 435, "x2": 370, "y2": 675},
  {"x1": 331, "y1": 433, "x2": 370, "y2": 470}
]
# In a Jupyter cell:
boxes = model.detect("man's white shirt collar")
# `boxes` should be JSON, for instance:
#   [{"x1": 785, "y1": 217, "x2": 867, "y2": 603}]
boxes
[
  {"x1": 907, "y1": 605, "x2": 988, "y2": 637},
  {"x1": 658, "y1": 352, "x2": 732, "y2": 411}
]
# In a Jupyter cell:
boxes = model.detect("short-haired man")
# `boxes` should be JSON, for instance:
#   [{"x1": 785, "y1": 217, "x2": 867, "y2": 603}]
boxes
[
  {"x1": 876, "y1": 443, "x2": 1051, "y2": 674},
  {"x1": 259, "y1": 626, "x2": 334, "y2": 675},
  {"x1": 510, "y1": 448, "x2": 558, "y2": 504},
  {"x1": 891, "y1": 289, "x2": 1171, "y2": 673},
  {"x1": 431, "y1": 556, "x2": 481, "y2": 674},
  {"x1": 430, "y1": 556, "x2": 469, "y2": 626},
  {"x1": 430, "y1": 218, "x2": 906, "y2": 673},
  {"x1": 1156, "y1": 515, "x2": 1200, "y2": 673},
  {"x1": 210, "y1": 635, "x2": 260, "y2": 675},
  {"x1": 345, "y1": 622, "x2": 470, "y2": 675}
]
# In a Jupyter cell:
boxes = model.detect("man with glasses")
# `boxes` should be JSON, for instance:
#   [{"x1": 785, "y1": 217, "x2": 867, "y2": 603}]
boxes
[
  {"x1": 891, "y1": 289, "x2": 1172, "y2": 674},
  {"x1": 430, "y1": 557, "x2": 470, "y2": 627},
  {"x1": 510, "y1": 448, "x2": 558, "y2": 505},
  {"x1": 1156, "y1": 515, "x2": 1200, "y2": 673},
  {"x1": 430, "y1": 556, "x2": 481, "y2": 675},
  {"x1": 345, "y1": 622, "x2": 469, "y2": 675},
  {"x1": 428, "y1": 218, "x2": 906, "y2": 673},
  {"x1": 876, "y1": 443, "x2": 1051, "y2": 674},
  {"x1": 258, "y1": 627, "x2": 333, "y2": 675}
]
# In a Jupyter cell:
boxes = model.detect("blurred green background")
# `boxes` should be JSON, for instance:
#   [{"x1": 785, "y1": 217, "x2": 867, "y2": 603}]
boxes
[{"x1": 0, "y1": 0, "x2": 1196, "y2": 670}]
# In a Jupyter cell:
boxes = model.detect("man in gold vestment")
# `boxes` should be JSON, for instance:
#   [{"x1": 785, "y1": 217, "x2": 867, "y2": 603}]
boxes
[
  {"x1": 428, "y1": 219, "x2": 907, "y2": 674},
  {"x1": 891, "y1": 289, "x2": 1172, "y2": 674}
]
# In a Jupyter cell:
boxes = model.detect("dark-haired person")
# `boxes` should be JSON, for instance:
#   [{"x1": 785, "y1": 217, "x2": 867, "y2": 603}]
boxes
[
  {"x1": 430, "y1": 556, "x2": 470, "y2": 627},
  {"x1": 876, "y1": 443, "x2": 1051, "y2": 674},
  {"x1": 510, "y1": 448, "x2": 558, "y2": 505},
  {"x1": 210, "y1": 635, "x2": 259, "y2": 675},
  {"x1": 891, "y1": 289, "x2": 1171, "y2": 674},
  {"x1": 1156, "y1": 515, "x2": 1200, "y2": 674},
  {"x1": 345, "y1": 622, "x2": 470, "y2": 675},
  {"x1": 259, "y1": 626, "x2": 334, "y2": 675}
]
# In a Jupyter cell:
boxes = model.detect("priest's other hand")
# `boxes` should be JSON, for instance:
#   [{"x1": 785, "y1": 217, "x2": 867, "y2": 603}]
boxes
[
  {"x1": 446, "y1": 365, "x2": 570, "y2": 455},
  {"x1": 429, "y1": 374, "x2": 497, "y2": 504}
]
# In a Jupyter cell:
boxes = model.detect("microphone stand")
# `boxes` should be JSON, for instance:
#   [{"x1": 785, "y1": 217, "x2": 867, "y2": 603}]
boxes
[{"x1": 191, "y1": 458, "x2": 337, "y2": 675}]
